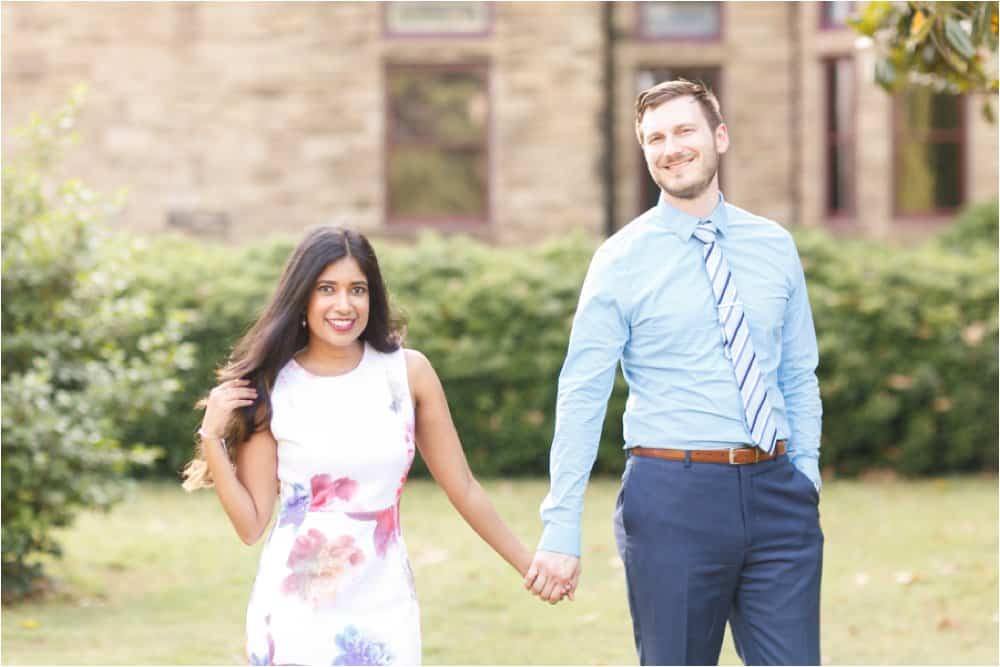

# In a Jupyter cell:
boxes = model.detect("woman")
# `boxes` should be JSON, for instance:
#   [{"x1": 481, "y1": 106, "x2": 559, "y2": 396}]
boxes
[{"x1": 182, "y1": 227, "x2": 562, "y2": 665}]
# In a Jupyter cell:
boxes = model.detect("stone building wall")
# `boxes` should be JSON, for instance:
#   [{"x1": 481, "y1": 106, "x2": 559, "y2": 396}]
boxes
[
  {"x1": 2, "y1": 1, "x2": 605, "y2": 243},
  {"x1": 3, "y1": 2, "x2": 996, "y2": 244}
]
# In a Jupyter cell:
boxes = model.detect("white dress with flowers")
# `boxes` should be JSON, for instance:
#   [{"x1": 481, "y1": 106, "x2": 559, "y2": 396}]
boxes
[{"x1": 245, "y1": 343, "x2": 420, "y2": 666}]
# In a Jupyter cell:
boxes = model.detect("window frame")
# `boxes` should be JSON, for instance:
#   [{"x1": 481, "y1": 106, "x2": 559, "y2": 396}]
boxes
[
  {"x1": 381, "y1": 2, "x2": 494, "y2": 39},
  {"x1": 891, "y1": 89, "x2": 967, "y2": 220},
  {"x1": 634, "y1": 1, "x2": 724, "y2": 42},
  {"x1": 383, "y1": 62, "x2": 492, "y2": 229},
  {"x1": 822, "y1": 55, "x2": 857, "y2": 223}
]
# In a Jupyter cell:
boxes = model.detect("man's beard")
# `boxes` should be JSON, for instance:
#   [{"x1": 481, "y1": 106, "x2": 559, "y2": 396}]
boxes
[{"x1": 653, "y1": 151, "x2": 720, "y2": 200}]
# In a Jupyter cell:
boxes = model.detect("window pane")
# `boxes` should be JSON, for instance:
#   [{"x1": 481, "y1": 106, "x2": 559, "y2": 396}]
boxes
[
  {"x1": 902, "y1": 88, "x2": 962, "y2": 135},
  {"x1": 825, "y1": 58, "x2": 854, "y2": 215},
  {"x1": 822, "y1": 1, "x2": 853, "y2": 27},
  {"x1": 897, "y1": 139, "x2": 962, "y2": 213},
  {"x1": 827, "y1": 143, "x2": 854, "y2": 214},
  {"x1": 389, "y1": 68, "x2": 487, "y2": 144},
  {"x1": 638, "y1": 2, "x2": 721, "y2": 39},
  {"x1": 826, "y1": 58, "x2": 854, "y2": 136},
  {"x1": 389, "y1": 147, "x2": 485, "y2": 219},
  {"x1": 385, "y1": 2, "x2": 489, "y2": 36}
]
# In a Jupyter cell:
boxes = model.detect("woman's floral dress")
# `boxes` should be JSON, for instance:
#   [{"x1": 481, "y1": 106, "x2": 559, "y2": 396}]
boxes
[{"x1": 246, "y1": 344, "x2": 419, "y2": 665}]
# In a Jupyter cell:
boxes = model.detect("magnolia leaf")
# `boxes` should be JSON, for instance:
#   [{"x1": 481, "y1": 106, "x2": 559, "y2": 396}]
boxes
[
  {"x1": 945, "y1": 16, "x2": 976, "y2": 60},
  {"x1": 907, "y1": 9, "x2": 934, "y2": 51},
  {"x1": 875, "y1": 58, "x2": 899, "y2": 90},
  {"x1": 982, "y1": 99, "x2": 996, "y2": 123},
  {"x1": 972, "y1": 2, "x2": 991, "y2": 46},
  {"x1": 910, "y1": 9, "x2": 927, "y2": 36},
  {"x1": 848, "y1": 0, "x2": 893, "y2": 36}
]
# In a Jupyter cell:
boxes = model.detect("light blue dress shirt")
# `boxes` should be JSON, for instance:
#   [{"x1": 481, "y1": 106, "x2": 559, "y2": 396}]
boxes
[{"x1": 539, "y1": 194, "x2": 823, "y2": 557}]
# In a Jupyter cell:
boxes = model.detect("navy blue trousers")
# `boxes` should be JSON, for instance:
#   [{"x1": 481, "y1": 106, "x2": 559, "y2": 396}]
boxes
[{"x1": 613, "y1": 453, "x2": 823, "y2": 666}]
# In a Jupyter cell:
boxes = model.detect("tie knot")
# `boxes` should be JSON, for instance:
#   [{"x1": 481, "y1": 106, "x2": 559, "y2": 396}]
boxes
[{"x1": 693, "y1": 220, "x2": 718, "y2": 244}]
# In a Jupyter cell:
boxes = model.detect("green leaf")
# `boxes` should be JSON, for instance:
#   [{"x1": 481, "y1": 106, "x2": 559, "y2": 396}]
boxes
[
  {"x1": 907, "y1": 9, "x2": 934, "y2": 51},
  {"x1": 945, "y1": 16, "x2": 976, "y2": 60},
  {"x1": 982, "y1": 98, "x2": 996, "y2": 124},
  {"x1": 875, "y1": 58, "x2": 899, "y2": 90},
  {"x1": 971, "y1": 1, "x2": 990, "y2": 47},
  {"x1": 849, "y1": 0, "x2": 894, "y2": 36}
]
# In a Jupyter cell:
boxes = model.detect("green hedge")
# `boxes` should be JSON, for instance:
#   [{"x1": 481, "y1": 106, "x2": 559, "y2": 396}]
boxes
[
  {"x1": 129, "y1": 201, "x2": 997, "y2": 480},
  {"x1": 2, "y1": 92, "x2": 193, "y2": 599}
]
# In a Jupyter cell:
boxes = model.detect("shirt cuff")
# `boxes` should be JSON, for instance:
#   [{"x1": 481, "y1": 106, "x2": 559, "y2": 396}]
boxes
[
  {"x1": 538, "y1": 523, "x2": 582, "y2": 558},
  {"x1": 789, "y1": 453, "x2": 822, "y2": 493}
]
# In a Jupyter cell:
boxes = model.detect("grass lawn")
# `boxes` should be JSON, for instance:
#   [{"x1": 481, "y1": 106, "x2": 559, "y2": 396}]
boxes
[{"x1": 2, "y1": 476, "x2": 997, "y2": 665}]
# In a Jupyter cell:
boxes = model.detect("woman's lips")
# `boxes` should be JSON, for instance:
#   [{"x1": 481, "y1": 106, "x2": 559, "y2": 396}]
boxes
[{"x1": 327, "y1": 318, "x2": 355, "y2": 332}]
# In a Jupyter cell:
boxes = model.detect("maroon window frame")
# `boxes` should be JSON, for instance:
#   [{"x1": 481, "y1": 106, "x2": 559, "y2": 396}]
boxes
[
  {"x1": 384, "y1": 63, "x2": 491, "y2": 228},
  {"x1": 635, "y1": 2, "x2": 723, "y2": 42},
  {"x1": 819, "y1": 1, "x2": 855, "y2": 30},
  {"x1": 892, "y1": 89, "x2": 966, "y2": 219},
  {"x1": 381, "y1": 2, "x2": 494, "y2": 39},
  {"x1": 823, "y1": 56, "x2": 856, "y2": 221},
  {"x1": 635, "y1": 66, "x2": 724, "y2": 215}
]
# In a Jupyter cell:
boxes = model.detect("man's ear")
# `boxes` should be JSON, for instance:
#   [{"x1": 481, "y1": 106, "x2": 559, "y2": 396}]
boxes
[{"x1": 715, "y1": 122, "x2": 730, "y2": 155}]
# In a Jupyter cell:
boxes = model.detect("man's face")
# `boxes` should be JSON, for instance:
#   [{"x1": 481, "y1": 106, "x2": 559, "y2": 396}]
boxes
[{"x1": 639, "y1": 96, "x2": 729, "y2": 201}]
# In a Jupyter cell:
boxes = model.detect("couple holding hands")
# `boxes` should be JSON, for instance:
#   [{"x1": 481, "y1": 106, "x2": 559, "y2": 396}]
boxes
[{"x1": 183, "y1": 79, "x2": 823, "y2": 666}]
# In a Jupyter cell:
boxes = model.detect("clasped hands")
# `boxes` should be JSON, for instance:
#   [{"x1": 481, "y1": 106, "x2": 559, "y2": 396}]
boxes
[{"x1": 523, "y1": 550, "x2": 581, "y2": 605}]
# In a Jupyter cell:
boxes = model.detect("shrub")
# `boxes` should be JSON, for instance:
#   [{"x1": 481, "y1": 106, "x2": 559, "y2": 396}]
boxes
[
  {"x1": 797, "y1": 219, "x2": 998, "y2": 475},
  {"x1": 140, "y1": 206, "x2": 997, "y2": 481},
  {"x1": 935, "y1": 198, "x2": 998, "y2": 251},
  {"x1": 1, "y1": 90, "x2": 194, "y2": 600}
]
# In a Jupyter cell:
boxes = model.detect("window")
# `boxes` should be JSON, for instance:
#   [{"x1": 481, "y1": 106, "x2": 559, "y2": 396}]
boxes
[
  {"x1": 636, "y1": 66, "x2": 723, "y2": 213},
  {"x1": 386, "y1": 64, "x2": 490, "y2": 226},
  {"x1": 383, "y1": 2, "x2": 491, "y2": 38},
  {"x1": 894, "y1": 89, "x2": 965, "y2": 216},
  {"x1": 636, "y1": 2, "x2": 722, "y2": 40},
  {"x1": 824, "y1": 57, "x2": 855, "y2": 219},
  {"x1": 819, "y1": 1, "x2": 854, "y2": 29}
]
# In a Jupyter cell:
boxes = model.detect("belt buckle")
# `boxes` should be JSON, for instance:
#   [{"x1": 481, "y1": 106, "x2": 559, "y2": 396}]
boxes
[{"x1": 728, "y1": 447, "x2": 760, "y2": 465}]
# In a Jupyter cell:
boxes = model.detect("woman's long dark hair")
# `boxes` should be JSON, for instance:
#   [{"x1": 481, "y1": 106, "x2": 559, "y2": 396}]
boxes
[{"x1": 182, "y1": 226, "x2": 401, "y2": 489}]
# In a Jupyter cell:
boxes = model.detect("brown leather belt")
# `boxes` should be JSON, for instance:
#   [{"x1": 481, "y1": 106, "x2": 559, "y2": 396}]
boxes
[{"x1": 630, "y1": 441, "x2": 786, "y2": 465}]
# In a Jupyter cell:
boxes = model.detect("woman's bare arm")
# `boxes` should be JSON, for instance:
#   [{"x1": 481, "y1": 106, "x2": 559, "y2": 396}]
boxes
[
  {"x1": 406, "y1": 349, "x2": 533, "y2": 577},
  {"x1": 200, "y1": 380, "x2": 278, "y2": 545}
]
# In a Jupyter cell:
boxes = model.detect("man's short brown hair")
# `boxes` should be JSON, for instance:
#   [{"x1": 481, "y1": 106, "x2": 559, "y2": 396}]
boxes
[{"x1": 634, "y1": 79, "x2": 724, "y2": 144}]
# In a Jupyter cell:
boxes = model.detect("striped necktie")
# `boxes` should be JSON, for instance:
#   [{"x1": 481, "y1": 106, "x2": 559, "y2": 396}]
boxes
[{"x1": 692, "y1": 219, "x2": 778, "y2": 453}]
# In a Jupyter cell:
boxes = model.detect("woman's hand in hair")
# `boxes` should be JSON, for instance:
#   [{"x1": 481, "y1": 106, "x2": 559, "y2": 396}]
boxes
[{"x1": 201, "y1": 379, "x2": 257, "y2": 439}]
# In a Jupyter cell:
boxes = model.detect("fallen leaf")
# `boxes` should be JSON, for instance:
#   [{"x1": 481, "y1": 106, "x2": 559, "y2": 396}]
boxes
[
  {"x1": 895, "y1": 571, "x2": 921, "y2": 585},
  {"x1": 887, "y1": 374, "x2": 914, "y2": 390},
  {"x1": 932, "y1": 397, "x2": 953, "y2": 413},
  {"x1": 20, "y1": 619, "x2": 39, "y2": 629},
  {"x1": 523, "y1": 410, "x2": 545, "y2": 426},
  {"x1": 961, "y1": 323, "x2": 986, "y2": 346},
  {"x1": 847, "y1": 624, "x2": 859, "y2": 637},
  {"x1": 854, "y1": 572, "x2": 870, "y2": 586},
  {"x1": 937, "y1": 616, "x2": 956, "y2": 630}
]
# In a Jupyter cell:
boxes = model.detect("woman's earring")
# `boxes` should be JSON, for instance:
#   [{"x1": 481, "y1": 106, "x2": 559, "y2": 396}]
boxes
[{"x1": 301, "y1": 316, "x2": 307, "y2": 328}]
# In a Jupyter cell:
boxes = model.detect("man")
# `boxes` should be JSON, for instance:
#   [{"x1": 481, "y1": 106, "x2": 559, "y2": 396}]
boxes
[{"x1": 523, "y1": 79, "x2": 823, "y2": 665}]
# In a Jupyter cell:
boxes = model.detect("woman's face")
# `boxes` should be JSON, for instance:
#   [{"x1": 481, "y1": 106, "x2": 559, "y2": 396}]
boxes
[{"x1": 304, "y1": 256, "x2": 370, "y2": 351}]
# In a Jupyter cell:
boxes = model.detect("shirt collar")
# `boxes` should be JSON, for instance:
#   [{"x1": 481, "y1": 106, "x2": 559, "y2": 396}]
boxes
[{"x1": 655, "y1": 192, "x2": 730, "y2": 241}]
